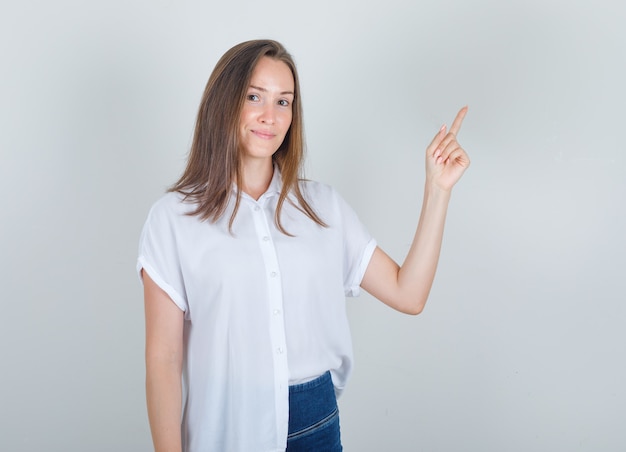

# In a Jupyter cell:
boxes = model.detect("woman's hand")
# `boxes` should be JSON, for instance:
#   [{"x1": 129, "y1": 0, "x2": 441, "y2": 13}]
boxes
[{"x1": 425, "y1": 106, "x2": 470, "y2": 192}]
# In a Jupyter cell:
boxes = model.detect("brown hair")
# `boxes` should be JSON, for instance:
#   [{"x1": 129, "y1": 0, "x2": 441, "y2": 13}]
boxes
[{"x1": 170, "y1": 39, "x2": 326, "y2": 234}]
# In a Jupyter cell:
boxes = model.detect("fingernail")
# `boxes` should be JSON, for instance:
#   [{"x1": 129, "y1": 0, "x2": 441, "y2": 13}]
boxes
[{"x1": 440, "y1": 124, "x2": 446, "y2": 132}]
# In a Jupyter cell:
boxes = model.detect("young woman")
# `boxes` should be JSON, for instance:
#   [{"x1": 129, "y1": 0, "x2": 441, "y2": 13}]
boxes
[{"x1": 138, "y1": 39, "x2": 469, "y2": 452}]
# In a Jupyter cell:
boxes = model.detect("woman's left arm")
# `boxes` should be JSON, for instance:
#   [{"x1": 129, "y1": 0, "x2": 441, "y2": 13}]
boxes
[{"x1": 360, "y1": 107, "x2": 470, "y2": 315}]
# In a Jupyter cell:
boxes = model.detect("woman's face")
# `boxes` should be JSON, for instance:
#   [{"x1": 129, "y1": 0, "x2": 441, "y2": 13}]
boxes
[{"x1": 239, "y1": 57, "x2": 294, "y2": 163}]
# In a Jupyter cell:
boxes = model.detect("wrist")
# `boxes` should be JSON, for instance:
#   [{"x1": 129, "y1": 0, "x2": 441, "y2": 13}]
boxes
[{"x1": 424, "y1": 180, "x2": 453, "y2": 201}]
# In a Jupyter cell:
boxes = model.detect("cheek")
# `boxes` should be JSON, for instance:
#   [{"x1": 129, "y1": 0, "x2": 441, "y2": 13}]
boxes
[
  {"x1": 282, "y1": 112, "x2": 293, "y2": 130},
  {"x1": 239, "y1": 106, "x2": 256, "y2": 124},
  {"x1": 238, "y1": 110, "x2": 249, "y2": 126}
]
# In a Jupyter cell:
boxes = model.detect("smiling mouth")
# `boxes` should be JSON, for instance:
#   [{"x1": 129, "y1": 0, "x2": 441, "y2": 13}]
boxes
[{"x1": 252, "y1": 130, "x2": 275, "y2": 139}]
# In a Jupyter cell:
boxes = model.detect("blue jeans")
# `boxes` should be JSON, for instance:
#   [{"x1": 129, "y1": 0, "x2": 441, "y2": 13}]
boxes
[{"x1": 286, "y1": 371, "x2": 342, "y2": 451}]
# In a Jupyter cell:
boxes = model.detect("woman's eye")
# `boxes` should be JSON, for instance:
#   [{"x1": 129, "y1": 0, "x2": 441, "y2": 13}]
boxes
[
  {"x1": 278, "y1": 99, "x2": 290, "y2": 107},
  {"x1": 247, "y1": 94, "x2": 259, "y2": 102}
]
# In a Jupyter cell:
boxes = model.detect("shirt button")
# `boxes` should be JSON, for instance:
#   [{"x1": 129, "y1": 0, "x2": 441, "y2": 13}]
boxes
[
  {"x1": 263, "y1": 236, "x2": 270, "y2": 242},
  {"x1": 273, "y1": 309, "x2": 280, "y2": 315},
  {"x1": 254, "y1": 206, "x2": 260, "y2": 212},
  {"x1": 270, "y1": 271, "x2": 277, "y2": 278},
  {"x1": 277, "y1": 347, "x2": 284, "y2": 354}
]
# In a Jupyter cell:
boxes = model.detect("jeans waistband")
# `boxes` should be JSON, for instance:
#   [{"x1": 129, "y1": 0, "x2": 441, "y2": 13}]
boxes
[{"x1": 289, "y1": 371, "x2": 333, "y2": 394}]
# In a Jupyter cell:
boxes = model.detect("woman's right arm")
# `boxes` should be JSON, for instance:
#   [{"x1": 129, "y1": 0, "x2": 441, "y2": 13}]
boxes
[{"x1": 143, "y1": 270, "x2": 184, "y2": 452}]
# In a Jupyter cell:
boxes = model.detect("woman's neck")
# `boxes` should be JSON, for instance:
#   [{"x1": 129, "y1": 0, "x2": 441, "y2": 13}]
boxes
[{"x1": 240, "y1": 158, "x2": 274, "y2": 200}]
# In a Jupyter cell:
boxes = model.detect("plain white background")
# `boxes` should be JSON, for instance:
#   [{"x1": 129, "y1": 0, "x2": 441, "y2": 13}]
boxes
[{"x1": 2, "y1": 0, "x2": 625, "y2": 450}]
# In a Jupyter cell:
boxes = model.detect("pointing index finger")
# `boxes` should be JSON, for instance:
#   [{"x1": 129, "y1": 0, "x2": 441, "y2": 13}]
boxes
[{"x1": 449, "y1": 106, "x2": 468, "y2": 136}]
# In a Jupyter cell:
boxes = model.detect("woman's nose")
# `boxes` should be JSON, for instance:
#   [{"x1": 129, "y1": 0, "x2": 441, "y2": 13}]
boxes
[{"x1": 259, "y1": 105, "x2": 276, "y2": 124}]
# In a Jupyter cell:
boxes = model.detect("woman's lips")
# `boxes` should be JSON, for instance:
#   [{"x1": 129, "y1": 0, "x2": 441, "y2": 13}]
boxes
[{"x1": 251, "y1": 129, "x2": 275, "y2": 139}]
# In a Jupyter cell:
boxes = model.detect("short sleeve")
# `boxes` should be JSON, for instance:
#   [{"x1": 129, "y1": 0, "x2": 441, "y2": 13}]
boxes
[
  {"x1": 136, "y1": 196, "x2": 188, "y2": 312},
  {"x1": 334, "y1": 191, "x2": 377, "y2": 297}
]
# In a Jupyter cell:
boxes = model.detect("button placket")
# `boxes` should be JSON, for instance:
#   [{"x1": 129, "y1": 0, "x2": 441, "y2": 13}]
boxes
[{"x1": 248, "y1": 199, "x2": 288, "y2": 431}]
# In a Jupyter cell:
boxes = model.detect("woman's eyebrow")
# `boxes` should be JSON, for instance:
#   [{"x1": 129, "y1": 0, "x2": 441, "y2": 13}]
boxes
[{"x1": 249, "y1": 85, "x2": 294, "y2": 96}]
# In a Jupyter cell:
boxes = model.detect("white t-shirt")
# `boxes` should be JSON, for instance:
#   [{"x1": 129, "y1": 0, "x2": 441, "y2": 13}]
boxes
[{"x1": 137, "y1": 169, "x2": 376, "y2": 451}]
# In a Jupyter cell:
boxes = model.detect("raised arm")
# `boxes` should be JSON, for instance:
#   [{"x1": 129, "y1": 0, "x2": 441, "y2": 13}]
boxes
[
  {"x1": 143, "y1": 270, "x2": 185, "y2": 452},
  {"x1": 360, "y1": 107, "x2": 470, "y2": 315}
]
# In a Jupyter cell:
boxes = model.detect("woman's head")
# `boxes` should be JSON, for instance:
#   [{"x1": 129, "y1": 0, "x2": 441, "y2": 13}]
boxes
[
  {"x1": 199, "y1": 40, "x2": 303, "y2": 167},
  {"x1": 172, "y1": 39, "x2": 324, "y2": 233},
  {"x1": 239, "y1": 55, "x2": 295, "y2": 165}
]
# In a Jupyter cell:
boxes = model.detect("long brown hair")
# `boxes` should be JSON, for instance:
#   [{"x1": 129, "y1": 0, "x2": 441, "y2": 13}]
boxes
[{"x1": 170, "y1": 39, "x2": 326, "y2": 234}]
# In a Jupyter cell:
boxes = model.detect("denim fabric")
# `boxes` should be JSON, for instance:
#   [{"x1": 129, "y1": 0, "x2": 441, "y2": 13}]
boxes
[{"x1": 286, "y1": 371, "x2": 342, "y2": 451}]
